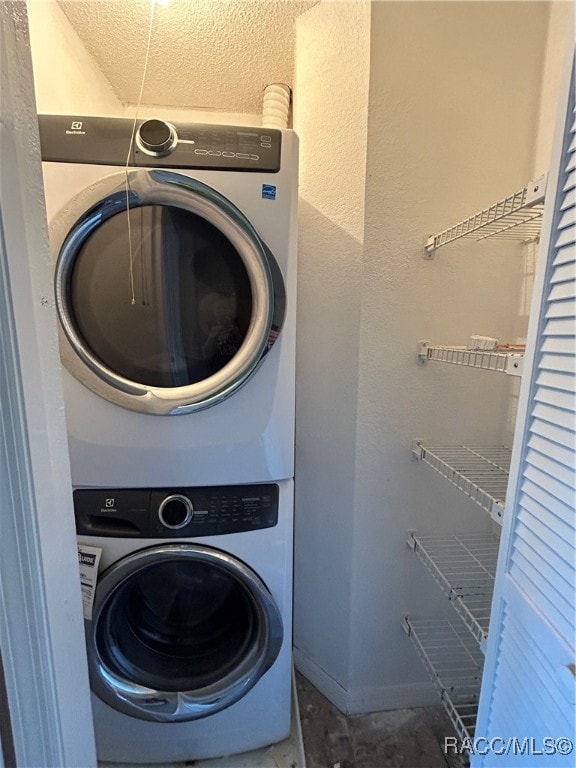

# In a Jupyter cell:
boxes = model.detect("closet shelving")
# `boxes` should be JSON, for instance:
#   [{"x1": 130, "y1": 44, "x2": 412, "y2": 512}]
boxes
[
  {"x1": 417, "y1": 341, "x2": 524, "y2": 377},
  {"x1": 411, "y1": 442, "x2": 511, "y2": 521},
  {"x1": 403, "y1": 617, "x2": 484, "y2": 741},
  {"x1": 407, "y1": 533, "x2": 500, "y2": 648},
  {"x1": 405, "y1": 175, "x2": 547, "y2": 743},
  {"x1": 423, "y1": 173, "x2": 547, "y2": 257}
]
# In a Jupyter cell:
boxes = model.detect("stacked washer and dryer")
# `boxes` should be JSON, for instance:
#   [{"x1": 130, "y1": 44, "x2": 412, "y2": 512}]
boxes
[{"x1": 39, "y1": 116, "x2": 298, "y2": 763}]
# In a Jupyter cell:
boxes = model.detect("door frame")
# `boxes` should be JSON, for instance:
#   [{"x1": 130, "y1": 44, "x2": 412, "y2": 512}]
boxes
[{"x1": 0, "y1": 3, "x2": 96, "y2": 766}]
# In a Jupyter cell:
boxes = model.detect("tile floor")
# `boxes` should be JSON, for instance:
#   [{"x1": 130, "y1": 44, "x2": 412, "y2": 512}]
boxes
[{"x1": 296, "y1": 672, "x2": 468, "y2": 768}]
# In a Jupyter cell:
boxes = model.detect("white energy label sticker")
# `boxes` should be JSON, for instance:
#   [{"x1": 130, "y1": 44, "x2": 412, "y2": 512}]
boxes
[{"x1": 77, "y1": 544, "x2": 102, "y2": 620}]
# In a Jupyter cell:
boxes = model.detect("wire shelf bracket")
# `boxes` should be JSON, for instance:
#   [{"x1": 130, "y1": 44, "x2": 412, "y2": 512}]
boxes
[
  {"x1": 417, "y1": 340, "x2": 524, "y2": 377},
  {"x1": 403, "y1": 616, "x2": 484, "y2": 741},
  {"x1": 412, "y1": 441, "x2": 511, "y2": 522},
  {"x1": 423, "y1": 174, "x2": 547, "y2": 258},
  {"x1": 407, "y1": 532, "x2": 500, "y2": 651}
]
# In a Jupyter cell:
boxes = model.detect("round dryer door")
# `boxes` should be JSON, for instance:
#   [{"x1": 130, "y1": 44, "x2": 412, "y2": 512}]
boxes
[
  {"x1": 87, "y1": 544, "x2": 283, "y2": 722},
  {"x1": 51, "y1": 170, "x2": 285, "y2": 415}
]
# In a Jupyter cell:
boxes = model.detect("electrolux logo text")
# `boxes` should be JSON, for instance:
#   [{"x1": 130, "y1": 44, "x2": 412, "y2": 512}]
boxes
[{"x1": 66, "y1": 120, "x2": 86, "y2": 135}]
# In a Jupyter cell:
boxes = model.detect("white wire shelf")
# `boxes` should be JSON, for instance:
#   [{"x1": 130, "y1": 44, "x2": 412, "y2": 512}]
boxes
[
  {"x1": 417, "y1": 341, "x2": 524, "y2": 377},
  {"x1": 403, "y1": 617, "x2": 484, "y2": 741},
  {"x1": 412, "y1": 443, "x2": 511, "y2": 522},
  {"x1": 407, "y1": 533, "x2": 500, "y2": 649},
  {"x1": 424, "y1": 174, "x2": 547, "y2": 257}
]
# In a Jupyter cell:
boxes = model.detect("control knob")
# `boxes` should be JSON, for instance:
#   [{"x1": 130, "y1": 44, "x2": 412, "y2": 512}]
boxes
[
  {"x1": 136, "y1": 119, "x2": 177, "y2": 156},
  {"x1": 158, "y1": 494, "x2": 193, "y2": 529}
]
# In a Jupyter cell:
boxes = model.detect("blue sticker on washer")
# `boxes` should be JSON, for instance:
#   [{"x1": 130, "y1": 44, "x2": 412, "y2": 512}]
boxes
[{"x1": 262, "y1": 184, "x2": 277, "y2": 200}]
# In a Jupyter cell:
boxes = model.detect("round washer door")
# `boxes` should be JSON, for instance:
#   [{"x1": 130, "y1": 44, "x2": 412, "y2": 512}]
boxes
[
  {"x1": 87, "y1": 544, "x2": 283, "y2": 722},
  {"x1": 51, "y1": 169, "x2": 285, "y2": 415}
]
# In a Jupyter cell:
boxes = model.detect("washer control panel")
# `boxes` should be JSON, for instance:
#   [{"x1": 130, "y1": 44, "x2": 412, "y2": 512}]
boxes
[{"x1": 74, "y1": 484, "x2": 279, "y2": 538}]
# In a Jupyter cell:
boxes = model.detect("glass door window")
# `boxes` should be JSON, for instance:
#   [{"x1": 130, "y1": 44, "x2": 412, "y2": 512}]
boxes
[
  {"x1": 71, "y1": 205, "x2": 253, "y2": 388},
  {"x1": 88, "y1": 545, "x2": 283, "y2": 722},
  {"x1": 53, "y1": 171, "x2": 285, "y2": 414}
]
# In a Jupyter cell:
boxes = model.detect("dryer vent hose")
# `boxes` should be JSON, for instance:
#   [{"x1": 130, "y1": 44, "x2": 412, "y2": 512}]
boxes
[{"x1": 262, "y1": 84, "x2": 292, "y2": 129}]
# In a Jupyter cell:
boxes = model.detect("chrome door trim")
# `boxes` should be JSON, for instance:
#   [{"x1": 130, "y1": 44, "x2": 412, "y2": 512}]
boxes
[
  {"x1": 87, "y1": 544, "x2": 283, "y2": 722},
  {"x1": 50, "y1": 170, "x2": 285, "y2": 415}
]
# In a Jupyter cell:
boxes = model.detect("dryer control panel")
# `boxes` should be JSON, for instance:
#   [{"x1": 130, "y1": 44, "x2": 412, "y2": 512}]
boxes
[
  {"x1": 74, "y1": 484, "x2": 278, "y2": 538},
  {"x1": 39, "y1": 115, "x2": 282, "y2": 172}
]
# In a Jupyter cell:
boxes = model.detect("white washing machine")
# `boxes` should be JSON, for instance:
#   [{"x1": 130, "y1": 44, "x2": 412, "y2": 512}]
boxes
[
  {"x1": 39, "y1": 115, "x2": 298, "y2": 488},
  {"x1": 75, "y1": 478, "x2": 293, "y2": 763}
]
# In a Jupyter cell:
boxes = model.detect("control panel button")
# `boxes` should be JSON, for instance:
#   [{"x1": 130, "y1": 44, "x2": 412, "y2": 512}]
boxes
[{"x1": 136, "y1": 119, "x2": 177, "y2": 156}]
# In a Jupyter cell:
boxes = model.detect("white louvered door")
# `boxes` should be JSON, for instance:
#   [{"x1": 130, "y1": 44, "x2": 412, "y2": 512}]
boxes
[{"x1": 473, "y1": 52, "x2": 575, "y2": 768}]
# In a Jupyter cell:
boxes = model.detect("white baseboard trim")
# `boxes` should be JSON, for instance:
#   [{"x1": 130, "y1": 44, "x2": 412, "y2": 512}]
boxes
[
  {"x1": 346, "y1": 681, "x2": 441, "y2": 715},
  {"x1": 293, "y1": 647, "x2": 350, "y2": 713},
  {"x1": 293, "y1": 648, "x2": 440, "y2": 715}
]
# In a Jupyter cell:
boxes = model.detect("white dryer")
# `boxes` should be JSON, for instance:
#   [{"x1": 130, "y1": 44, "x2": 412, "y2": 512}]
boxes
[
  {"x1": 75, "y1": 478, "x2": 293, "y2": 763},
  {"x1": 39, "y1": 116, "x2": 298, "y2": 488}
]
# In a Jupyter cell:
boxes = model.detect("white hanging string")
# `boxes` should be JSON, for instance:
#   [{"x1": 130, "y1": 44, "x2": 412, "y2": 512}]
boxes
[{"x1": 125, "y1": 0, "x2": 156, "y2": 305}]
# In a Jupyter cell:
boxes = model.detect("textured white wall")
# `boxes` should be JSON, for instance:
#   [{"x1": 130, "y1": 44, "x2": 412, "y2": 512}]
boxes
[
  {"x1": 122, "y1": 104, "x2": 263, "y2": 127},
  {"x1": 349, "y1": 0, "x2": 550, "y2": 710},
  {"x1": 293, "y1": 0, "x2": 370, "y2": 700},
  {"x1": 532, "y1": 1, "x2": 574, "y2": 177},
  {"x1": 294, "y1": 0, "x2": 550, "y2": 713},
  {"x1": 27, "y1": 0, "x2": 122, "y2": 115}
]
